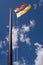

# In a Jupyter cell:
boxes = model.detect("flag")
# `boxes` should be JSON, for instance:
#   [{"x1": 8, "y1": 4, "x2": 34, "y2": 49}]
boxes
[{"x1": 14, "y1": 4, "x2": 31, "y2": 18}]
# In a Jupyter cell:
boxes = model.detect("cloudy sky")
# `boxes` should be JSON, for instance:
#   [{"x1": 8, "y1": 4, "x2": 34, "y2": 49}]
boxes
[{"x1": 0, "y1": 0, "x2": 43, "y2": 65}]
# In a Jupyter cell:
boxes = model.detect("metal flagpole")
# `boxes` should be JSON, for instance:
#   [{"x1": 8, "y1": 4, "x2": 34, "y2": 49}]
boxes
[{"x1": 8, "y1": 9, "x2": 12, "y2": 65}]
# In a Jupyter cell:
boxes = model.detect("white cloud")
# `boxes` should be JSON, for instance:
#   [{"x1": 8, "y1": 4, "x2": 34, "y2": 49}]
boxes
[
  {"x1": 13, "y1": 58, "x2": 27, "y2": 65},
  {"x1": 34, "y1": 42, "x2": 43, "y2": 65},
  {"x1": 1, "y1": 50, "x2": 8, "y2": 55},
  {"x1": 5, "y1": 36, "x2": 9, "y2": 42},
  {"x1": 20, "y1": 33, "x2": 31, "y2": 45},
  {"x1": 33, "y1": 4, "x2": 37, "y2": 10},
  {"x1": 0, "y1": 40, "x2": 8, "y2": 49},
  {"x1": 2, "y1": 40, "x2": 6, "y2": 46},
  {"x1": 33, "y1": 0, "x2": 43, "y2": 10},
  {"x1": 20, "y1": 33, "x2": 25, "y2": 42},
  {"x1": 30, "y1": 20, "x2": 35, "y2": 27},
  {"x1": 6, "y1": 25, "x2": 9, "y2": 28},
  {"x1": 13, "y1": 61, "x2": 20, "y2": 65},
  {"x1": 0, "y1": 41, "x2": 3, "y2": 48},
  {"x1": 13, "y1": 61, "x2": 26, "y2": 65},
  {"x1": 35, "y1": 48, "x2": 43, "y2": 65},
  {"x1": 34, "y1": 42, "x2": 42, "y2": 48},
  {"x1": 19, "y1": 23, "x2": 36, "y2": 45},
  {"x1": 25, "y1": 37, "x2": 31, "y2": 45},
  {"x1": 39, "y1": 0, "x2": 43, "y2": 6},
  {"x1": 22, "y1": 25, "x2": 30, "y2": 32},
  {"x1": 21, "y1": 57, "x2": 27, "y2": 65},
  {"x1": 0, "y1": 37, "x2": 9, "y2": 48},
  {"x1": 12, "y1": 27, "x2": 19, "y2": 50},
  {"x1": 19, "y1": 24, "x2": 31, "y2": 45}
]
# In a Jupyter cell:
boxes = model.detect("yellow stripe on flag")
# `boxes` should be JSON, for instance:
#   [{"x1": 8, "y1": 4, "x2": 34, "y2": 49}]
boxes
[{"x1": 16, "y1": 5, "x2": 31, "y2": 18}]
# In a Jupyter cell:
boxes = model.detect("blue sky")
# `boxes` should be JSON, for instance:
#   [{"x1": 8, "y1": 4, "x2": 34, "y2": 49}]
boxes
[{"x1": 0, "y1": 0, "x2": 43, "y2": 65}]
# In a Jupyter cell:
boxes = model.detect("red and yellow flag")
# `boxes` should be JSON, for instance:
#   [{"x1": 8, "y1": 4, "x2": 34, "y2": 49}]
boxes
[{"x1": 14, "y1": 4, "x2": 31, "y2": 18}]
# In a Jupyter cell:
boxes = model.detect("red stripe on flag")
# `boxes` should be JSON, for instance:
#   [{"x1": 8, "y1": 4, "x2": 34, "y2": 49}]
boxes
[{"x1": 14, "y1": 3, "x2": 27, "y2": 12}]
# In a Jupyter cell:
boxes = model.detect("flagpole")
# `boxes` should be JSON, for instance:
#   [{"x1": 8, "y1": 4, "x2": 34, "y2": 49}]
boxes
[{"x1": 8, "y1": 9, "x2": 12, "y2": 65}]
